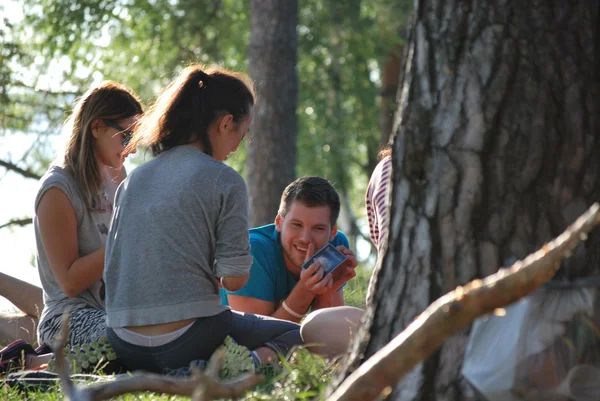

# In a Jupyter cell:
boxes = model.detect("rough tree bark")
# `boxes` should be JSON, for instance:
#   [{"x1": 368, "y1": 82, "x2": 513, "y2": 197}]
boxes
[
  {"x1": 337, "y1": 1, "x2": 600, "y2": 401},
  {"x1": 246, "y1": 0, "x2": 298, "y2": 227},
  {"x1": 328, "y1": 204, "x2": 600, "y2": 401}
]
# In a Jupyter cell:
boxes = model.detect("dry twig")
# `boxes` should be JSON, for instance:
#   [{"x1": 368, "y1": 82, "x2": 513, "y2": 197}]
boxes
[{"x1": 327, "y1": 203, "x2": 600, "y2": 401}]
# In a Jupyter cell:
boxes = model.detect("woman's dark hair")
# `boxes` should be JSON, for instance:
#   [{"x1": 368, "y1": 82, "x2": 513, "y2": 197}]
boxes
[{"x1": 129, "y1": 64, "x2": 255, "y2": 156}]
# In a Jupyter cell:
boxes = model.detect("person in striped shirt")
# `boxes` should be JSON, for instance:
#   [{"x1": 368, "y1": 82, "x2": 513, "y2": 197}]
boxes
[
  {"x1": 301, "y1": 146, "x2": 393, "y2": 356},
  {"x1": 365, "y1": 146, "x2": 392, "y2": 304}
]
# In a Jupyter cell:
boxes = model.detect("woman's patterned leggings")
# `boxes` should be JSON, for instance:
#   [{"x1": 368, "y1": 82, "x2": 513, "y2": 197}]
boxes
[{"x1": 38, "y1": 308, "x2": 106, "y2": 348}]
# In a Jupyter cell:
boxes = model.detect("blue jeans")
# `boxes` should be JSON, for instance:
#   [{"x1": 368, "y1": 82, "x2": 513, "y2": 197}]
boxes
[{"x1": 106, "y1": 310, "x2": 302, "y2": 373}]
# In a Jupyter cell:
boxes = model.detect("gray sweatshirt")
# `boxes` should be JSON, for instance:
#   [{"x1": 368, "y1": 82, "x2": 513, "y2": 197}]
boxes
[{"x1": 104, "y1": 146, "x2": 252, "y2": 328}]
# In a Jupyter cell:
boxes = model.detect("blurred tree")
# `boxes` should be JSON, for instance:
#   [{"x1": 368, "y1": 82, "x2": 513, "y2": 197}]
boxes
[
  {"x1": 334, "y1": 1, "x2": 600, "y2": 400},
  {"x1": 295, "y1": 0, "x2": 410, "y2": 249},
  {"x1": 0, "y1": 12, "x2": 72, "y2": 181},
  {"x1": 247, "y1": 0, "x2": 298, "y2": 227},
  {"x1": 379, "y1": 44, "x2": 404, "y2": 148}
]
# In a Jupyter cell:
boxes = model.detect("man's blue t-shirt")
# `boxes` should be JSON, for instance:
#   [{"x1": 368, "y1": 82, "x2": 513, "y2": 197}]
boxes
[{"x1": 221, "y1": 224, "x2": 349, "y2": 306}]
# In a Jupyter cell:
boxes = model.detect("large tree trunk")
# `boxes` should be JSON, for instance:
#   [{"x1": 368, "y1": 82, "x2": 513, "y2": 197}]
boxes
[
  {"x1": 246, "y1": 0, "x2": 298, "y2": 227},
  {"x1": 339, "y1": 1, "x2": 600, "y2": 400}
]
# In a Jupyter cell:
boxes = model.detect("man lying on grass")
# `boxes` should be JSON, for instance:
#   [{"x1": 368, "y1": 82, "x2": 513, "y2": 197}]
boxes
[{"x1": 224, "y1": 177, "x2": 363, "y2": 356}]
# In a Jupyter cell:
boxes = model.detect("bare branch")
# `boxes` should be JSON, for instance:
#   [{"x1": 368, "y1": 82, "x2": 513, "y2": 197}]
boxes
[
  {"x1": 0, "y1": 159, "x2": 41, "y2": 180},
  {"x1": 327, "y1": 203, "x2": 600, "y2": 401},
  {"x1": 52, "y1": 313, "x2": 264, "y2": 401},
  {"x1": 90, "y1": 372, "x2": 263, "y2": 401},
  {"x1": 0, "y1": 218, "x2": 33, "y2": 230},
  {"x1": 53, "y1": 314, "x2": 74, "y2": 397},
  {"x1": 204, "y1": 347, "x2": 225, "y2": 379}
]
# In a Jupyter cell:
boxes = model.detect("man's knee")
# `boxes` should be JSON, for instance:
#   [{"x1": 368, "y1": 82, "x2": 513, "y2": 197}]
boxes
[
  {"x1": 300, "y1": 306, "x2": 364, "y2": 357},
  {"x1": 303, "y1": 306, "x2": 363, "y2": 330}
]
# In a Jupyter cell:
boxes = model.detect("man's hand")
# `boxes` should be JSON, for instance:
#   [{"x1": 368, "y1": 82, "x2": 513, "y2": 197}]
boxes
[
  {"x1": 298, "y1": 243, "x2": 335, "y2": 295},
  {"x1": 299, "y1": 244, "x2": 358, "y2": 296},
  {"x1": 312, "y1": 246, "x2": 358, "y2": 309},
  {"x1": 329, "y1": 245, "x2": 358, "y2": 292}
]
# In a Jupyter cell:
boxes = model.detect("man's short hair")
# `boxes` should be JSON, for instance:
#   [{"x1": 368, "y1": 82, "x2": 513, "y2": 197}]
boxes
[{"x1": 278, "y1": 176, "x2": 340, "y2": 227}]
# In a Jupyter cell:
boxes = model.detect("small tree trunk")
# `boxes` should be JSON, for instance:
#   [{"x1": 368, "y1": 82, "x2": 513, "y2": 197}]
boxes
[
  {"x1": 247, "y1": 0, "x2": 299, "y2": 226},
  {"x1": 378, "y1": 45, "x2": 403, "y2": 146},
  {"x1": 337, "y1": 1, "x2": 600, "y2": 400}
]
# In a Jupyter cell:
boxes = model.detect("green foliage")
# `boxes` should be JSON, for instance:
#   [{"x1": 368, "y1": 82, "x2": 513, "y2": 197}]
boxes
[
  {"x1": 0, "y1": 348, "x2": 338, "y2": 401},
  {"x1": 296, "y1": 0, "x2": 407, "y2": 196},
  {"x1": 343, "y1": 266, "x2": 371, "y2": 309},
  {"x1": 266, "y1": 347, "x2": 333, "y2": 400},
  {"x1": 220, "y1": 335, "x2": 255, "y2": 379},
  {"x1": 46, "y1": 335, "x2": 119, "y2": 375},
  {"x1": 1, "y1": 387, "x2": 63, "y2": 401},
  {"x1": 4, "y1": 0, "x2": 410, "y2": 232},
  {"x1": 0, "y1": 19, "x2": 24, "y2": 107},
  {"x1": 22, "y1": 0, "x2": 250, "y2": 100},
  {"x1": 0, "y1": 14, "x2": 45, "y2": 134}
]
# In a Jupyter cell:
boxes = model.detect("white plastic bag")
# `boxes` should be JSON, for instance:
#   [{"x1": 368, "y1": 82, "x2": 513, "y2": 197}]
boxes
[{"x1": 462, "y1": 287, "x2": 600, "y2": 401}]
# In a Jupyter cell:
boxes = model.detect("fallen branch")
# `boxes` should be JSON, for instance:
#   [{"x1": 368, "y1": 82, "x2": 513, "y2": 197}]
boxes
[
  {"x1": 327, "y1": 203, "x2": 600, "y2": 401},
  {"x1": 52, "y1": 315, "x2": 264, "y2": 401},
  {"x1": 0, "y1": 217, "x2": 33, "y2": 230},
  {"x1": 0, "y1": 159, "x2": 41, "y2": 180}
]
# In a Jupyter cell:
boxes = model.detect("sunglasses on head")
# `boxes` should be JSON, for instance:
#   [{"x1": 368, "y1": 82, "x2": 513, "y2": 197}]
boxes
[{"x1": 103, "y1": 119, "x2": 133, "y2": 146}]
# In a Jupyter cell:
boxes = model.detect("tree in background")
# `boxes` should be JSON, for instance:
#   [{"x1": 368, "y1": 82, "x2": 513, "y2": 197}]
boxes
[
  {"x1": 247, "y1": 0, "x2": 298, "y2": 227},
  {"x1": 295, "y1": 0, "x2": 410, "y2": 249},
  {"x1": 335, "y1": 1, "x2": 600, "y2": 400},
  {"x1": 378, "y1": 44, "x2": 404, "y2": 148}
]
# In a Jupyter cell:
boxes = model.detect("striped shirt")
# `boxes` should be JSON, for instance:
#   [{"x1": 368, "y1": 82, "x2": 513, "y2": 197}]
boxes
[{"x1": 365, "y1": 156, "x2": 392, "y2": 303}]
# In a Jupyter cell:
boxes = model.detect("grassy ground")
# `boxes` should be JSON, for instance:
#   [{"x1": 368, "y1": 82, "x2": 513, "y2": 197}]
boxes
[
  {"x1": 1, "y1": 348, "x2": 337, "y2": 400},
  {"x1": 339, "y1": 265, "x2": 369, "y2": 309},
  {"x1": 1, "y1": 267, "x2": 372, "y2": 400}
]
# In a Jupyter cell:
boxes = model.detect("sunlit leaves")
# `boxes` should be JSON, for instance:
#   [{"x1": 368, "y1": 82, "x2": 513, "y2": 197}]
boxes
[
  {"x1": 296, "y1": 0, "x2": 408, "y2": 212},
  {"x1": 6, "y1": 0, "x2": 411, "y2": 223}
]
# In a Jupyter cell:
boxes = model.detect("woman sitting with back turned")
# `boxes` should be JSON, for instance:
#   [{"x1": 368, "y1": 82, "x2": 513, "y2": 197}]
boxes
[{"x1": 103, "y1": 64, "x2": 302, "y2": 373}]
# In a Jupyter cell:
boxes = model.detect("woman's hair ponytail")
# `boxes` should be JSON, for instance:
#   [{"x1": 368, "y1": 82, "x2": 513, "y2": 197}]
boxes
[{"x1": 129, "y1": 64, "x2": 255, "y2": 157}]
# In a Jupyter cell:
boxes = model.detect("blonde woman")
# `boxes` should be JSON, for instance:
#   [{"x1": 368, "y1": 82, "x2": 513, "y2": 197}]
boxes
[
  {"x1": 0, "y1": 81, "x2": 143, "y2": 375},
  {"x1": 33, "y1": 81, "x2": 142, "y2": 350}
]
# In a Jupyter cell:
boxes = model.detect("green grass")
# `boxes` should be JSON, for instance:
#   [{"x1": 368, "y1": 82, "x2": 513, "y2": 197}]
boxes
[
  {"x1": 343, "y1": 265, "x2": 370, "y2": 309},
  {"x1": 1, "y1": 348, "x2": 338, "y2": 400},
  {"x1": 1, "y1": 268, "x2": 371, "y2": 400},
  {"x1": 0, "y1": 348, "x2": 343, "y2": 401}
]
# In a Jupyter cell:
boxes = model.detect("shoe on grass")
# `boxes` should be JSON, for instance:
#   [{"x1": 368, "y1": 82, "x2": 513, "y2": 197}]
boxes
[{"x1": 0, "y1": 339, "x2": 39, "y2": 375}]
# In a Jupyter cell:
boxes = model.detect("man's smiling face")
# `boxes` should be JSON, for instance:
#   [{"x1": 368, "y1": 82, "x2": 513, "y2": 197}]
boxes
[{"x1": 275, "y1": 200, "x2": 337, "y2": 276}]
